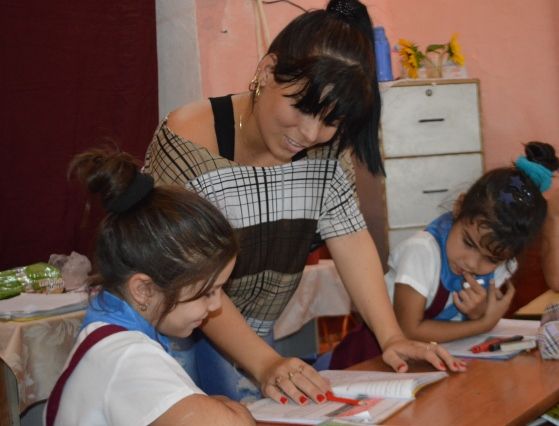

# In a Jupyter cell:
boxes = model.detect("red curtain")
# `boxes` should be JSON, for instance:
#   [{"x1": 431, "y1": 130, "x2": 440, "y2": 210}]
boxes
[{"x1": 0, "y1": 1, "x2": 158, "y2": 269}]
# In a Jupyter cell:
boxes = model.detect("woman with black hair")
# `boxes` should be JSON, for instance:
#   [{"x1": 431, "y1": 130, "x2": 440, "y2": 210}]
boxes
[{"x1": 144, "y1": 0, "x2": 463, "y2": 404}]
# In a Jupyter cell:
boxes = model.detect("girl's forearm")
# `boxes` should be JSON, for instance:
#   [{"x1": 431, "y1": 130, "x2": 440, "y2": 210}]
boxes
[{"x1": 401, "y1": 316, "x2": 493, "y2": 343}]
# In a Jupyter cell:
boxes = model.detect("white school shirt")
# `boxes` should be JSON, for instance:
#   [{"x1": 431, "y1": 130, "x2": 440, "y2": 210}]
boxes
[
  {"x1": 50, "y1": 322, "x2": 203, "y2": 426},
  {"x1": 384, "y1": 231, "x2": 517, "y2": 321}
]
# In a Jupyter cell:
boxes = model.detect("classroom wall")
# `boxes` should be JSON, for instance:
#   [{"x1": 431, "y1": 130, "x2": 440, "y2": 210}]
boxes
[{"x1": 194, "y1": 0, "x2": 559, "y2": 170}]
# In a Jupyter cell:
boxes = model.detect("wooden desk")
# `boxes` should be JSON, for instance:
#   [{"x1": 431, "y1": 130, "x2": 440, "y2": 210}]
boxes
[
  {"x1": 258, "y1": 351, "x2": 559, "y2": 426},
  {"x1": 515, "y1": 289, "x2": 559, "y2": 319}
]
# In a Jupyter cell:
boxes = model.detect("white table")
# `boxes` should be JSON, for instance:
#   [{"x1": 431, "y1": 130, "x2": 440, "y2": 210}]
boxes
[{"x1": 0, "y1": 311, "x2": 85, "y2": 412}]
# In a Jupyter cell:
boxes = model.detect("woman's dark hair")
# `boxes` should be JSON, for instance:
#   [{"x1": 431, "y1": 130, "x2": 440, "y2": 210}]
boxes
[
  {"x1": 266, "y1": 0, "x2": 383, "y2": 175},
  {"x1": 68, "y1": 148, "x2": 238, "y2": 320},
  {"x1": 456, "y1": 142, "x2": 558, "y2": 260}
]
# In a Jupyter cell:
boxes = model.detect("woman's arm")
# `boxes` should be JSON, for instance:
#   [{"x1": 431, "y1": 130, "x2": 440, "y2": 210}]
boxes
[
  {"x1": 326, "y1": 229, "x2": 465, "y2": 372},
  {"x1": 200, "y1": 294, "x2": 330, "y2": 403},
  {"x1": 542, "y1": 183, "x2": 559, "y2": 291},
  {"x1": 152, "y1": 394, "x2": 255, "y2": 426}
]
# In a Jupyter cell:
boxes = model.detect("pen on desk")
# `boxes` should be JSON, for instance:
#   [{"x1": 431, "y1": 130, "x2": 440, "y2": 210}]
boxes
[
  {"x1": 488, "y1": 335, "x2": 524, "y2": 352},
  {"x1": 499, "y1": 339, "x2": 537, "y2": 352},
  {"x1": 470, "y1": 337, "x2": 504, "y2": 353},
  {"x1": 470, "y1": 335, "x2": 524, "y2": 353},
  {"x1": 325, "y1": 391, "x2": 364, "y2": 406}
]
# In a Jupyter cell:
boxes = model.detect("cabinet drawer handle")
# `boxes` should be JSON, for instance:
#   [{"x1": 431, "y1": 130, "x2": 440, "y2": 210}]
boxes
[
  {"x1": 422, "y1": 189, "x2": 449, "y2": 194},
  {"x1": 418, "y1": 118, "x2": 445, "y2": 123}
]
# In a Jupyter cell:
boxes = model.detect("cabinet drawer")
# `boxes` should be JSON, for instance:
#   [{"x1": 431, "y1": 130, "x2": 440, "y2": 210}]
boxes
[
  {"x1": 381, "y1": 83, "x2": 481, "y2": 157},
  {"x1": 385, "y1": 153, "x2": 483, "y2": 228}
]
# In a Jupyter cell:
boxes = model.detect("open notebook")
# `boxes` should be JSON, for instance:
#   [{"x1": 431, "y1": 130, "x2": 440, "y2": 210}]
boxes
[
  {"x1": 248, "y1": 370, "x2": 448, "y2": 425},
  {"x1": 441, "y1": 318, "x2": 540, "y2": 360}
]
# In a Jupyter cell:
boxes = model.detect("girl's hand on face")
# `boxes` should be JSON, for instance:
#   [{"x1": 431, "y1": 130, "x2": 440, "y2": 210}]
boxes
[
  {"x1": 381, "y1": 337, "x2": 467, "y2": 374},
  {"x1": 482, "y1": 280, "x2": 515, "y2": 329},
  {"x1": 260, "y1": 357, "x2": 331, "y2": 406},
  {"x1": 453, "y1": 273, "x2": 488, "y2": 320}
]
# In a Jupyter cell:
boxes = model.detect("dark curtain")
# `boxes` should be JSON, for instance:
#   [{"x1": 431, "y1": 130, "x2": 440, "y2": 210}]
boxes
[{"x1": 0, "y1": 1, "x2": 158, "y2": 269}]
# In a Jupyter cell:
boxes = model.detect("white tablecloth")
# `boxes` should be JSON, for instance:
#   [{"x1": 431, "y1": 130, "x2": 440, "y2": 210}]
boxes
[
  {"x1": 0, "y1": 311, "x2": 85, "y2": 412},
  {"x1": 274, "y1": 260, "x2": 351, "y2": 339}
]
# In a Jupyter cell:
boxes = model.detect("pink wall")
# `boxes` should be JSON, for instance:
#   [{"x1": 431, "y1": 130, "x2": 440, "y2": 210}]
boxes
[{"x1": 196, "y1": 0, "x2": 559, "y2": 169}]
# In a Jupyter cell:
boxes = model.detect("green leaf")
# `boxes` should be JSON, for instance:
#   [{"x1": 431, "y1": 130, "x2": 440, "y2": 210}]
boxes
[{"x1": 426, "y1": 44, "x2": 446, "y2": 53}]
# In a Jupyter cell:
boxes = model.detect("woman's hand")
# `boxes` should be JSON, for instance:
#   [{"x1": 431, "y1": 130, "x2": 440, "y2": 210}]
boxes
[
  {"x1": 453, "y1": 273, "x2": 488, "y2": 320},
  {"x1": 260, "y1": 357, "x2": 331, "y2": 405},
  {"x1": 381, "y1": 336, "x2": 467, "y2": 373}
]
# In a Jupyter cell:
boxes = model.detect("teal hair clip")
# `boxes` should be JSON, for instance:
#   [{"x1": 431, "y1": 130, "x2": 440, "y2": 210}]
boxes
[{"x1": 515, "y1": 156, "x2": 553, "y2": 192}]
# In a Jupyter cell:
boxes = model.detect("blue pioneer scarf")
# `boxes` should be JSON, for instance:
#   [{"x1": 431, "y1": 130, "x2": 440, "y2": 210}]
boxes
[
  {"x1": 425, "y1": 212, "x2": 495, "y2": 321},
  {"x1": 81, "y1": 290, "x2": 170, "y2": 352}
]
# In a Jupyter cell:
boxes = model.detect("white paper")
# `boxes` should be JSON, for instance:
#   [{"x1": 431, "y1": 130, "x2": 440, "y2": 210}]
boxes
[
  {"x1": 324, "y1": 370, "x2": 448, "y2": 399},
  {"x1": 0, "y1": 292, "x2": 88, "y2": 319},
  {"x1": 441, "y1": 318, "x2": 540, "y2": 359}
]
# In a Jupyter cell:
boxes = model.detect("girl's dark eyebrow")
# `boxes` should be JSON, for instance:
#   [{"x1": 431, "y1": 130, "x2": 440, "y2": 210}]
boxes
[{"x1": 462, "y1": 230, "x2": 478, "y2": 248}]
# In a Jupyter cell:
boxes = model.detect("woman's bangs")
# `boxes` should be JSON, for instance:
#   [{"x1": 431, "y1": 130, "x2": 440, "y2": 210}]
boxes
[{"x1": 279, "y1": 60, "x2": 373, "y2": 127}]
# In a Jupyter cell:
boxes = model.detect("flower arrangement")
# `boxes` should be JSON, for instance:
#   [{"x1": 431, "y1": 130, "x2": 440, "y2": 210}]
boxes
[{"x1": 397, "y1": 34, "x2": 465, "y2": 79}]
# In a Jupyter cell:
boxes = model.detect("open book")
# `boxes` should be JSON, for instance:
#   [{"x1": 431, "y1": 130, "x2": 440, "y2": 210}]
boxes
[{"x1": 247, "y1": 370, "x2": 448, "y2": 425}]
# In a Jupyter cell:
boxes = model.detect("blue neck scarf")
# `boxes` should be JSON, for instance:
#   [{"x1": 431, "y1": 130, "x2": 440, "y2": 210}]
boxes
[
  {"x1": 82, "y1": 290, "x2": 170, "y2": 352},
  {"x1": 425, "y1": 212, "x2": 495, "y2": 321}
]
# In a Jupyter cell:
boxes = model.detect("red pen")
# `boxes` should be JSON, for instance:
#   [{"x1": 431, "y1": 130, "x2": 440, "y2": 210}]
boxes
[
  {"x1": 470, "y1": 338, "x2": 503, "y2": 353},
  {"x1": 325, "y1": 391, "x2": 364, "y2": 406}
]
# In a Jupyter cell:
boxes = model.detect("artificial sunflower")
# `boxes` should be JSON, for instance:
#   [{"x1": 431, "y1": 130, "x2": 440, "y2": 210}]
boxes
[
  {"x1": 447, "y1": 33, "x2": 465, "y2": 66},
  {"x1": 398, "y1": 38, "x2": 424, "y2": 79}
]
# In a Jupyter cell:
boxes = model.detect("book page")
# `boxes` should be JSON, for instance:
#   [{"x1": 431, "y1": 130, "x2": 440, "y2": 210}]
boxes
[
  {"x1": 247, "y1": 396, "x2": 410, "y2": 425},
  {"x1": 322, "y1": 370, "x2": 448, "y2": 399}
]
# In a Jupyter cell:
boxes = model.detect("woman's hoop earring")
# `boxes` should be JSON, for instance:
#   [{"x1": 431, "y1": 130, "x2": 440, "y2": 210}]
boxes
[
  {"x1": 139, "y1": 303, "x2": 148, "y2": 312},
  {"x1": 249, "y1": 74, "x2": 261, "y2": 98}
]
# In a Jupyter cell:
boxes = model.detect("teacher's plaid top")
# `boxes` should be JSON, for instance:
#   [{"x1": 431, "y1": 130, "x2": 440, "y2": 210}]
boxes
[{"x1": 144, "y1": 119, "x2": 366, "y2": 336}]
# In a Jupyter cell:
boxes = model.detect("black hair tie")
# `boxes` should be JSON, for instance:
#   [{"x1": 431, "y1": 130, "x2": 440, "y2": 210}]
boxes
[{"x1": 105, "y1": 172, "x2": 154, "y2": 213}]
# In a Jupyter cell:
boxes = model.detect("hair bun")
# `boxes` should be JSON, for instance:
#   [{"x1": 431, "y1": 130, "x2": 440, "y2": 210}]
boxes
[
  {"x1": 327, "y1": 0, "x2": 366, "y2": 22},
  {"x1": 525, "y1": 141, "x2": 559, "y2": 172}
]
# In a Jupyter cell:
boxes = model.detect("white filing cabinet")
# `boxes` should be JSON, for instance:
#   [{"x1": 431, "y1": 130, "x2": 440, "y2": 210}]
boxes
[{"x1": 380, "y1": 78, "x2": 484, "y2": 250}]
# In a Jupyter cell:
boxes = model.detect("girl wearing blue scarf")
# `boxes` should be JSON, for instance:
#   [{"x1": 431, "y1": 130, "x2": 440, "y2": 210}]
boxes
[
  {"x1": 386, "y1": 142, "x2": 556, "y2": 344},
  {"x1": 327, "y1": 142, "x2": 557, "y2": 370},
  {"x1": 46, "y1": 148, "x2": 255, "y2": 426}
]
